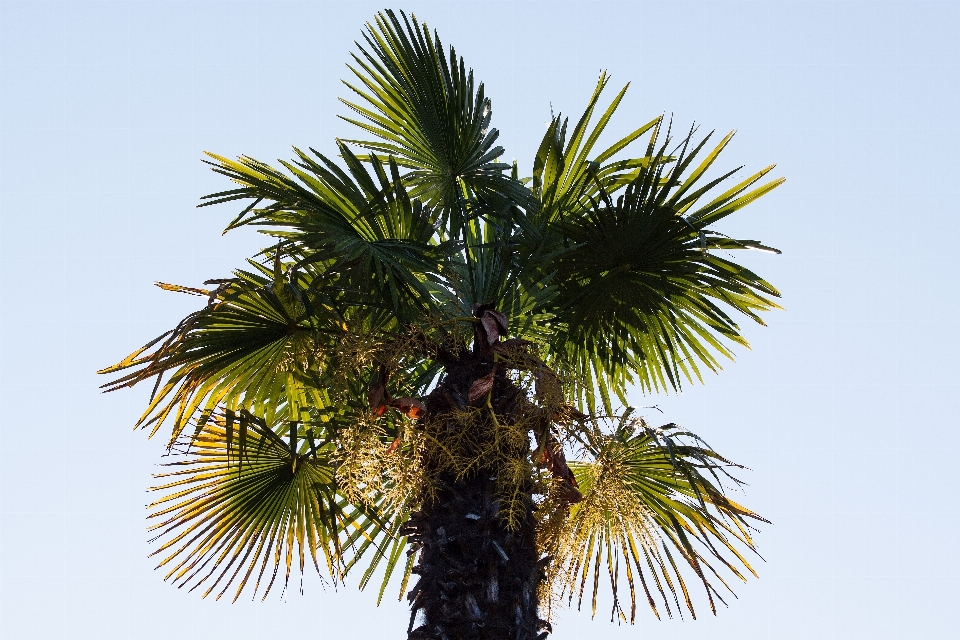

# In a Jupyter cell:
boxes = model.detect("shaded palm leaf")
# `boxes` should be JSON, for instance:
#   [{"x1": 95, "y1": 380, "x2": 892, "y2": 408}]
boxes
[
  {"x1": 201, "y1": 144, "x2": 453, "y2": 324},
  {"x1": 546, "y1": 120, "x2": 783, "y2": 410},
  {"x1": 339, "y1": 10, "x2": 532, "y2": 235}
]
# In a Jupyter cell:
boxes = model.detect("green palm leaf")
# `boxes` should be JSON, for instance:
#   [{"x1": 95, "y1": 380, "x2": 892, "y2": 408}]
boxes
[
  {"x1": 530, "y1": 73, "x2": 662, "y2": 229},
  {"x1": 543, "y1": 119, "x2": 783, "y2": 410},
  {"x1": 98, "y1": 268, "x2": 343, "y2": 440},
  {"x1": 201, "y1": 143, "x2": 454, "y2": 324},
  {"x1": 339, "y1": 10, "x2": 531, "y2": 235}
]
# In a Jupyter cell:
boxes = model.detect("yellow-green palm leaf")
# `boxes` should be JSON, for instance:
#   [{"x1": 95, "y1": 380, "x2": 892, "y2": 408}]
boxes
[
  {"x1": 544, "y1": 417, "x2": 765, "y2": 622},
  {"x1": 146, "y1": 413, "x2": 373, "y2": 601}
]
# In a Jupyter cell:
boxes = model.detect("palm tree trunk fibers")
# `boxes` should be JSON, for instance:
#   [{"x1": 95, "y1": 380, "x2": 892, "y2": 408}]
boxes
[
  {"x1": 404, "y1": 473, "x2": 546, "y2": 639},
  {"x1": 404, "y1": 356, "x2": 550, "y2": 639}
]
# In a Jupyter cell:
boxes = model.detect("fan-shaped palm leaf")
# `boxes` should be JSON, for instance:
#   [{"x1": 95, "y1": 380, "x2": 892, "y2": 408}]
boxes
[
  {"x1": 546, "y1": 417, "x2": 765, "y2": 622},
  {"x1": 146, "y1": 413, "x2": 372, "y2": 602},
  {"x1": 530, "y1": 72, "x2": 662, "y2": 228},
  {"x1": 339, "y1": 10, "x2": 531, "y2": 235},
  {"x1": 201, "y1": 143, "x2": 454, "y2": 324},
  {"x1": 98, "y1": 266, "x2": 348, "y2": 440},
  {"x1": 542, "y1": 117, "x2": 783, "y2": 410}
]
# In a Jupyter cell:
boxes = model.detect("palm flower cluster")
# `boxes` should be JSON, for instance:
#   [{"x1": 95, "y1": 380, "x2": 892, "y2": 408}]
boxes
[{"x1": 100, "y1": 10, "x2": 782, "y2": 639}]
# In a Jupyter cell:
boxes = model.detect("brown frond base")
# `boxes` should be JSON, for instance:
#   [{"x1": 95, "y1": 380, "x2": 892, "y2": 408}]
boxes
[{"x1": 404, "y1": 472, "x2": 550, "y2": 640}]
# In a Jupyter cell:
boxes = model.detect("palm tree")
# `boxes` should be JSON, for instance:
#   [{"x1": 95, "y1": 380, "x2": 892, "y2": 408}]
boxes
[{"x1": 100, "y1": 10, "x2": 783, "y2": 639}]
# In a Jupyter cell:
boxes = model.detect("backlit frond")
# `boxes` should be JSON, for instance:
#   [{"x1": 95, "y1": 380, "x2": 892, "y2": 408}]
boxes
[
  {"x1": 340, "y1": 10, "x2": 532, "y2": 234},
  {"x1": 146, "y1": 414, "x2": 366, "y2": 601},
  {"x1": 542, "y1": 417, "x2": 765, "y2": 622},
  {"x1": 98, "y1": 270, "x2": 340, "y2": 441},
  {"x1": 543, "y1": 116, "x2": 783, "y2": 410}
]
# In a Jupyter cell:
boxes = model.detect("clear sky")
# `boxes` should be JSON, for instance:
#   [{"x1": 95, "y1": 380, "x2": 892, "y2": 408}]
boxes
[{"x1": 1, "y1": 1, "x2": 958, "y2": 638}]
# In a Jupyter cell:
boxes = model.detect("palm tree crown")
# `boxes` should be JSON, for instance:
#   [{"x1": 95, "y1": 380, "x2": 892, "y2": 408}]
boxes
[{"x1": 100, "y1": 9, "x2": 782, "y2": 638}]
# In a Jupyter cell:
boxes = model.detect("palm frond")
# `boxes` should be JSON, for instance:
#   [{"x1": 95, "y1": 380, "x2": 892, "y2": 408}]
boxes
[
  {"x1": 530, "y1": 72, "x2": 662, "y2": 227},
  {"x1": 201, "y1": 144, "x2": 454, "y2": 323},
  {"x1": 545, "y1": 417, "x2": 765, "y2": 622},
  {"x1": 146, "y1": 413, "x2": 372, "y2": 602},
  {"x1": 349, "y1": 499, "x2": 416, "y2": 605},
  {"x1": 339, "y1": 10, "x2": 532, "y2": 236},
  {"x1": 98, "y1": 269, "x2": 342, "y2": 441},
  {"x1": 546, "y1": 121, "x2": 783, "y2": 411}
]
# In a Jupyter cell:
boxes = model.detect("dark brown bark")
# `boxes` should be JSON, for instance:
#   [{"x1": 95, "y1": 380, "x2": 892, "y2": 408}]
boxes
[
  {"x1": 403, "y1": 352, "x2": 550, "y2": 640},
  {"x1": 404, "y1": 473, "x2": 547, "y2": 640}
]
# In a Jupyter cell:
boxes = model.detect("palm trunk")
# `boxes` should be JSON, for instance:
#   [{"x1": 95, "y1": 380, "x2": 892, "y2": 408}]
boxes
[
  {"x1": 404, "y1": 352, "x2": 550, "y2": 640},
  {"x1": 405, "y1": 473, "x2": 545, "y2": 639}
]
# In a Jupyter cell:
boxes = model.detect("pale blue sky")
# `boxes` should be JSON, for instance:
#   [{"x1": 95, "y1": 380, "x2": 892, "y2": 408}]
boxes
[{"x1": 1, "y1": 1, "x2": 958, "y2": 638}]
